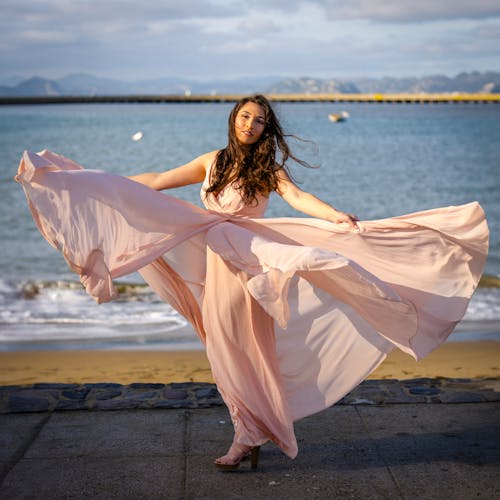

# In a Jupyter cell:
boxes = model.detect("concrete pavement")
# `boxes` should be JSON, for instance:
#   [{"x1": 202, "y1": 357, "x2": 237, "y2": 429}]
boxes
[{"x1": 1, "y1": 381, "x2": 499, "y2": 499}]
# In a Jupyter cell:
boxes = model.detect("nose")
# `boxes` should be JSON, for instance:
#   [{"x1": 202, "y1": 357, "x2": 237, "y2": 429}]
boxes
[{"x1": 245, "y1": 118, "x2": 255, "y2": 130}]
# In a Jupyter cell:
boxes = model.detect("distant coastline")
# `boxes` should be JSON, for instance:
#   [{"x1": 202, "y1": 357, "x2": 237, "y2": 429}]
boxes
[
  {"x1": 1, "y1": 93, "x2": 500, "y2": 105},
  {"x1": 2, "y1": 71, "x2": 499, "y2": 98}
]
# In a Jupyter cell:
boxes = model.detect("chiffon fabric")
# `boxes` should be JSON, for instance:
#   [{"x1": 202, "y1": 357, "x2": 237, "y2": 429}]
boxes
[{"x1": 16, "y1": 150, "x2": 488, "y2": 458}]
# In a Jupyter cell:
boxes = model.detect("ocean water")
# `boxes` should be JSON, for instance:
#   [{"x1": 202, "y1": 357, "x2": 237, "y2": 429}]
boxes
[{"x1": 0, "y1": 102, "x2": 499, "y2": 350}]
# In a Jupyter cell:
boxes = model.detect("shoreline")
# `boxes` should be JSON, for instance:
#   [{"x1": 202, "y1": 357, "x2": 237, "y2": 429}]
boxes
[{"x1": 1, "y1": 340, "x2": 498, "y2": 386}]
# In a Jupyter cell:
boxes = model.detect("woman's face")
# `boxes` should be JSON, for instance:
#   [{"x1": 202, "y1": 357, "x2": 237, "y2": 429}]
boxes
[{"x1": 234, "y1": 102, "x2": 266, "y2": 145}]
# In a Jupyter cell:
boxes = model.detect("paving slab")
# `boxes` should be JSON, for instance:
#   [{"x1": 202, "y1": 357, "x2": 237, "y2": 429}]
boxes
[
  {"x1": 0, "y1": 413, "x2": 48, "y2": 463},
  {"x1": 23, "y1": 410, "x2": 184, "y2": 459},
  {"x1": 355, "y1": 404, "x2": 500, "y2": 500},
  {"x1": 0, "y1": 412, "x2": 50, "y2": 486},
  {"x1": 0, "y1": 456, "x2": 184, "y2": 499},
  {"x1": 0, "y1": 403, "x2": 498, "y2": 499},
  {"x1": 185, "y1": 403, "x2": 500, "y2": 499}
]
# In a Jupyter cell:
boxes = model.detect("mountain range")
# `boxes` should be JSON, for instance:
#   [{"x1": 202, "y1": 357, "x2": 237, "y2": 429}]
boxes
[{"x1": 0, "y1": 71, "x2": 499, "y2": 96}]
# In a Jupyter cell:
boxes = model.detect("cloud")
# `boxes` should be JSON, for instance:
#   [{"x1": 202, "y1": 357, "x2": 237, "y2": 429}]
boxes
[
  {"x1": 316, "y1": 0, "x2": 500, "y2": 23},
  {"x1": 1, "y1": 0, "x2": 238, "y2": 21},
  {"x1": 237, "y1": 17, "x2": 280, "y2": 36},
  {"x1": 204, "y1": 39, "x2": 267, "y2": 55},
  {"x1": 472, "y1": 22, "x2": 500, "y2": 39},
  {"x1": 0, "y1": 0, "x2": 240, "y2": 44},
  {"x1": 18, "y1": 29, "x2": 77, "y2": 43},
  {"x1": 0, "y1": 0, "x2": 498, "y2": 80},
  {"x1": 0, "y1": 0, "x2": 237, "y2": 54}
]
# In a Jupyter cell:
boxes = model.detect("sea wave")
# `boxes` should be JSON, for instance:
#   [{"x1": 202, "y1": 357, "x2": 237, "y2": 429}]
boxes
[
  {"x1": 1, "y1": 277, "x2": 500, "y2": 325},
  {"x1": 0, "y1": 278, "x2": 190, "y2": 347},
  {"x1": 12, "y1": 279, "x2": 154, "y2": 300},
  {"x1": 0, "y1": 276, "x2": 498, "y2": 349}
]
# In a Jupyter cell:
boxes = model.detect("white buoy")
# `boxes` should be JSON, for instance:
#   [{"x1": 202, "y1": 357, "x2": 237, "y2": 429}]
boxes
[
  {"x1": 131, "y1": 131, "x2": 144, "y2": 141},
  {"x1": 328, "y1": 111, "x2": 350, "y2": 122}
]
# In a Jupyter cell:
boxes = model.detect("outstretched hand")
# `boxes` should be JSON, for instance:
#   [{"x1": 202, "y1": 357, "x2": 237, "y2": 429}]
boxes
[{"x1": 330, "y1": 210, "x2": 360, "y2": 230}]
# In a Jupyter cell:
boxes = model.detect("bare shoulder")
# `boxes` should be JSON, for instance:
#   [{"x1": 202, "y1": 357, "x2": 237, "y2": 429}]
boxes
[
  {"x1": 275, "y1": 166, "x2": 294, "y2": 188},
  {"x1": 198, "y1": 149, "x2": 220, "y2": 167},
  {"x1": 276, "y1": 166, "x2": 291, "y2": 181},
  {"x1": 276, "y1": 166, "x2": 304, "y2": 198}
]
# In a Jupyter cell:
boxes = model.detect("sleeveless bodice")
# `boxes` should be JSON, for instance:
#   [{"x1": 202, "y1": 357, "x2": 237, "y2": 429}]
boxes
[{"x1": 200, "y1": 164, "x2": 269, "y2": 218}]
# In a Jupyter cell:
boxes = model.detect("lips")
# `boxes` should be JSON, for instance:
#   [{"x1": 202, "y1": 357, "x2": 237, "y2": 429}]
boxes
[
  {"x1": 237, "y1": 126, "x2": 258, "y2": 144},
  {"x1": 238, "y1": 130, "x2": 254, "y2": 141}
]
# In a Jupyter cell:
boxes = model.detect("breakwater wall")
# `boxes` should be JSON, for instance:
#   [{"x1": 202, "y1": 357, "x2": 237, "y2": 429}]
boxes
[{"x1": 1, "y1": 93, "x2": 499, "y2": 105}]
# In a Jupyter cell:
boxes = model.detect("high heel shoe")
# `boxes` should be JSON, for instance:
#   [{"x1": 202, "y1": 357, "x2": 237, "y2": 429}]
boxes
[{"x1": 214, "y1": 444, "x2": 260, "y2": 471}]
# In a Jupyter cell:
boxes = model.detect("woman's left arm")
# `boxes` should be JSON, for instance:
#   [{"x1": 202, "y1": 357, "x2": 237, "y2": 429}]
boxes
[{"x1": 276, "y1": 169, "x2": 359, "y2": 230}]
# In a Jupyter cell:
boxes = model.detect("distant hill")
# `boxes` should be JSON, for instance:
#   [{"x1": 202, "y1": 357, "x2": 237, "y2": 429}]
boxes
[
  {"x1": 0, "y1": 73, "x2": 281, "y2": 97},
  {"x1": 267, "y1": 77, "x2": 360, "y2": 94},
  {"x1": 0, "y1": 71, "x2": 498, "y2": 96},
  {"x1": 352, "y1": 71, "x2": 500, "y2": 94},
  {"x1": 0, "y1": 76, "x2": 65, "y2": 96},
  {"x1": 0, "y1": 74, "x2": 198, "y2": 97},
  {"x1": 269, "y1": 71, "x2": 500, "y2": 94}
]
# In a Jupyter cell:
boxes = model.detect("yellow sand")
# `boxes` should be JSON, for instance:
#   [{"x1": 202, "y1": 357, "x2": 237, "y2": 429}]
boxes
[{"x1": 0, "y1": 341, "x2": 498, "y2": 386}]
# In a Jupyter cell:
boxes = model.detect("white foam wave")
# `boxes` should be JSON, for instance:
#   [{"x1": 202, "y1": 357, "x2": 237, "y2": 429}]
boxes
[
  {"x1": 0, "y1": 278, "x2": 499, "y2": 348},
  {"x1": 462, "y1": 287, "x2": 500, "y2": 321},
  {"x1": 0, "y1": 279, "x2": 190, "y2": 345}
]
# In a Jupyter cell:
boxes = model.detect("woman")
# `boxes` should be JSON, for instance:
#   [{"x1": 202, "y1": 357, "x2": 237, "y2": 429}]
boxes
[
  {"x1": 128, "y1": 95, "x2": 360, "y2": 468},
  {"x1": 16, "y1": 95, "x2": 488, "y2": 470}
]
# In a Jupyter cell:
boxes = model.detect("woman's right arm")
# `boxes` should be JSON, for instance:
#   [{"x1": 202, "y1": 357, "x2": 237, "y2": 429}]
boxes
[{"x1": 128, "y1": 150, "x2": 217, "y2": 191}]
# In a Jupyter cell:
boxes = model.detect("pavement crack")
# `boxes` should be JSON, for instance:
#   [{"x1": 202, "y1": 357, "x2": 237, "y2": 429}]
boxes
[
  {"x1": 181, "y1": 410, "x2": 192, "y2": 500},
  {"x1": 0, "y1": 412, "x2": 51, "y2": 487},
  {"x1": 355, "y1": 406, "x2": 405, "y2": 500}
]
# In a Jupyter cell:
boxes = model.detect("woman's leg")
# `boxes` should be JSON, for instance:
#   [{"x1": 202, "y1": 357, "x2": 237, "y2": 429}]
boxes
[{"x1": 203, "y1": 247, "x2": 298, "y2": 461}]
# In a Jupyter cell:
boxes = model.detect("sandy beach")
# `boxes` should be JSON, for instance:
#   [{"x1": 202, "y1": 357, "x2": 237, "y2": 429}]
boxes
[{"x1": 0, "y1": 341, "x2": 498, "y2": 386}]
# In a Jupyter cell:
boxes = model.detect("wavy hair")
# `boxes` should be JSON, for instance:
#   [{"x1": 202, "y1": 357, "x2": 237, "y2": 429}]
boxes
[{"x1": 205, "y1": 94, "x2": 311, "y2": 206}]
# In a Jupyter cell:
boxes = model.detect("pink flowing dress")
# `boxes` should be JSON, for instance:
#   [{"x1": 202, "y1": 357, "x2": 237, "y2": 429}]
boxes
[{"x1": 16, "y1": 150, "x2": 489, "y2": 458}]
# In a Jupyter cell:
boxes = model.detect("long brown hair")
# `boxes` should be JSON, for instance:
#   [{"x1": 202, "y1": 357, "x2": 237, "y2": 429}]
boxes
[{"x1": 205, "y1": 94, "x2": 311, "y2": 206}]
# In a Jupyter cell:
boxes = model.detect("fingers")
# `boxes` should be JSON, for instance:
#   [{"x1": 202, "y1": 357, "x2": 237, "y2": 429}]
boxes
[
  {"x1": 331, "y1": 211, "x2": 360, "y2": 231},
  {"x1": 340, "y1": 212, "x2": 358, "y2": 228},
  {"x1": 346, "y1": 214, "x2": 359, "y2": 231}
]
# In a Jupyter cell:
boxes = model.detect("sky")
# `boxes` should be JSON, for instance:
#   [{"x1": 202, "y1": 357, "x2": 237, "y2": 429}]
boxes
[{"x1": 1, "y1": 0, "x2": 499, "y2": 83}]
